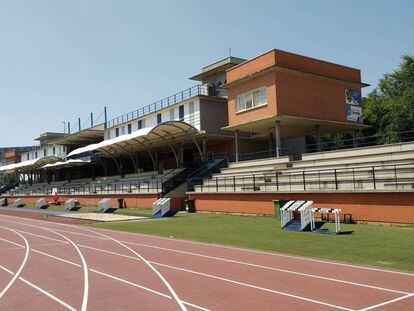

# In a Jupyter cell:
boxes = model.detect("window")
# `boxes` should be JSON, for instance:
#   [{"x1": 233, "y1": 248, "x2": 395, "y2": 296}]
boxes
[
  {"x1": 157, "y1": 113, "x2": 162, "y2": 124},
  {"x1": 127, "y1": 124, "x2": 132, "y2": 134},
  {"x1": 53, "y1": 147, "x2": 56, "y2": 155},
  {"x1": 188, "y1": 102, "x2": 194, "y2": 123},
  {"x1": 169, "y1": 109, "x2": 175, "y2": 121},
  {"x1": 115, "y1": 128, "x2": 120, "y2": 137},
  {"x1": 236, "y1": 87, "x2": 267, "y2": 112},
  {"x1": 43, "y1": 149, "x2": 47, "y2": 157},
  {"x1": 26, "y1": 154, "x2": 29, "y2": 161},
  {"x1": 35, "y1": 152, "x2": 38, "y2": 158},
  {"x1": 178, "y1": 105, "x2": 184, "y2": 121},
  {"x1": 138, "y1": 119, "x2": 145, "y2": 129}
]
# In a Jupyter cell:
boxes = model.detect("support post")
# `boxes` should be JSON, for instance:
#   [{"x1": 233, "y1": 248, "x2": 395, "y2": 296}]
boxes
[
  {"x1": 315, "y1": 124, "x2": 321, "y2": 152},
  {"x1": 104, "y1": 106, "x2": 108, "y2": 129},
  {"x1": 274, "y1": 121, "x2": 281, "y2": 157},
  {"x1": 235, "y1": 130, "x2": 239, "y2": 162},
  {"x1": 202, "y1": 138, "x2": 207, "y2": 161}
]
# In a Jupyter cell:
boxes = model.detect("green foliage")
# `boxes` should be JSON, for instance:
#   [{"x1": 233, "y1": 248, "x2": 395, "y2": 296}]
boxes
[{"x1": 363, "y1": 55, "x2": 414, "y2": 142}]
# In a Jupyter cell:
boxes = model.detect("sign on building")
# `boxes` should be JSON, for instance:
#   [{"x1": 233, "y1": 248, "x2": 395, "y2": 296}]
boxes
[{"x1": 345, "y1": 89, "x2": 362, "y2": 123}]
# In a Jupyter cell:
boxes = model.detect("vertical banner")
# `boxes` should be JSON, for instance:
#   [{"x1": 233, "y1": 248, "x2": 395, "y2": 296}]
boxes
[{"x1": 345, "y1": 89, "x2": 362, "y2": 123}]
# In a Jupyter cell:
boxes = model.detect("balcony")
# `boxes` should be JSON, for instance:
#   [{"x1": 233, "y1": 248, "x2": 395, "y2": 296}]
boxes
[{"x1": 106, "y1": 84, "x2": 227, "y2": 128}]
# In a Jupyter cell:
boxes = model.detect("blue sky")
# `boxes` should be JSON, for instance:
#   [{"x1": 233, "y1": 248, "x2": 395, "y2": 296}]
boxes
[{"x1": 0, "y1": 0, "x2": 413, "y2": 146}]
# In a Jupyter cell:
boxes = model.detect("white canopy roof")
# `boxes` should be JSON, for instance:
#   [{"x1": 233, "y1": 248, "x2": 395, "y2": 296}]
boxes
[
  {"x1": 0, "y1": 156, "x2": 60, "y2": 173},
  {"x1": 42, "y1": 159, "x2": 91, "y2": 169},
  {"x1": 67, "y1": 121, "x2": 201, "y2": 158}
]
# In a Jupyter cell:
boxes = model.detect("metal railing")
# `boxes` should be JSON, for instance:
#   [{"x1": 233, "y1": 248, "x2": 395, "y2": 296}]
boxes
[
  {"x1": 189, "y1": 162, "x2": 414, "y2": 193},
  {"x1": 106, "y1": 84, "x2": 227, "y2": 128},
  {"x1": 236, "y1": 129, "x2": 414, "y2": 162}
]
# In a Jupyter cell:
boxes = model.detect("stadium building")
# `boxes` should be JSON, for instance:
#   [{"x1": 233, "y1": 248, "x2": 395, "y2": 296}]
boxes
[{"x1": 1, "y1": 49, "x2": 414, "y2": 224}]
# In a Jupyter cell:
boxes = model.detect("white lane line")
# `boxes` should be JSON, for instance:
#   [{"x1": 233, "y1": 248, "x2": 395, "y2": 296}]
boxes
[
  {"x1": 8, "y1": 214, "x2": 412, "y2": 279},
  {"x1": 0, "y1": 227, "x2": 30, "y2": 299},
  {"x1": 0, "y1": 236, "x2": 209, "y2": 311},
  {"x1": 4, "y1": 223, "x2": 90, "y2": 311},
  {"x1": 1, "y1": 217, "x2": 409, "y2": 310},
  {"x1": 0, "y1": 218, "x2": 187, "y2": 311},
  {"x1": 0, "y1": 227, "x2": 355, "y2": 310},
  {"x1": 119, "y1": 240, "x2": 410, "y2": 295},
  {"x1": 78, "y1": 244, "x2": 358, "y2": 310},
  {"x1": 359, "y1": 292, "x2": 414, "y2": 311},
  {"x1": 14, "y1": 224, "x2": 408, "y2": 296},
  {"x1": 151, "y1": 260, "x2": 354, "y2": 311},
  {"x1": 71, "y1": 227, "x2": 188, "y2": 311},
  {"x1": 92, "y1": 227, "x2": 414, "y2": 278},
  {"x1": 0, "y1": 264, "x2": 76, "y2": 311}
]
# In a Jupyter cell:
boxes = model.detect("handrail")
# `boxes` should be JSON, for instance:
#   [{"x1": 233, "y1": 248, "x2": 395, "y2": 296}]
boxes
[
  {"x1": 106, "y1": 84, "x2": 227, "y2": 129},
  {"x1": 189, "y1": 162, "x2": 414, "y2": 193}
]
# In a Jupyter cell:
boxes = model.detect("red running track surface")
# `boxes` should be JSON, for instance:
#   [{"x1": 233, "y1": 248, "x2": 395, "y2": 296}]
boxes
[{"x1": 0, "y1": 214, "x2": 413, "y2": 311}]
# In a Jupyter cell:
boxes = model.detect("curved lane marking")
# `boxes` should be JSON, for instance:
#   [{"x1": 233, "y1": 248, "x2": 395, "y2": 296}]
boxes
[{"x1": 0, "y1": 226, "x2": 30, "y2": 299}]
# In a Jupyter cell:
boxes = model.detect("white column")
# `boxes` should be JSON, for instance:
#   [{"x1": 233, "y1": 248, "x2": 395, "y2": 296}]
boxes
[
  {"x1": 274, "y1": 121, "x2": 281, "y2": 157},
  {"x1": 235, "y1": 130, "x2": 239, "y2": 162}
]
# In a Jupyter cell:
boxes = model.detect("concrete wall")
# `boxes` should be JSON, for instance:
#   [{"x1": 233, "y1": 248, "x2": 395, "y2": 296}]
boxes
[{"x1": 188, "y1": 191, "x2": 414, "y2": 224}]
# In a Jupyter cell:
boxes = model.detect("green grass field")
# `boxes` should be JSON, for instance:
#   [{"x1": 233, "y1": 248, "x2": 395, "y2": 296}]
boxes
[{"x1": 89, "y1": 212, "x2": 414, "y2": 272}]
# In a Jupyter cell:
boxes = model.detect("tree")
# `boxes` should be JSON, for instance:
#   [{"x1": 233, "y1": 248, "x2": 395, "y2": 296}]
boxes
[{"x1": 363, "y1": 55, "x2": 414, "y2": 143}]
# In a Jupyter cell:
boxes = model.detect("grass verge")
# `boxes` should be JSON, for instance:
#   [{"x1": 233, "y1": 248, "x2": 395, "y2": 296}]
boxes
[{"x1": 89, "y1": 212, "x2": 414, "y2": 272}]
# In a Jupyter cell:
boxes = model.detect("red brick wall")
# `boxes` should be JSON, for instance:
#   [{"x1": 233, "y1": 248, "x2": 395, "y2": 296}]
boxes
[
  {"x1": 188, "y1": 192, "x2": 414, "y2": 224},
  {"x1": 4, "y1": 194, "x2": 161, "y2": 209},
  {"x1": 4, "y1": 193, "x2": 187, "y2": 211}
]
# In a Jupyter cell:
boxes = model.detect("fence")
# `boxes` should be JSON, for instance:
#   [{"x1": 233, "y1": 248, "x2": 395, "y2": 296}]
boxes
[{"x1": 190, "y1": 162, "x2": 414, "y2": 193}]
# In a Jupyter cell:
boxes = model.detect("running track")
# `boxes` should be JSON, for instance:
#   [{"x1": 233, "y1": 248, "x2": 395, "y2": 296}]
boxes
[{"x1": 0, "y1": 214, "x2": 413, "y2": 310}]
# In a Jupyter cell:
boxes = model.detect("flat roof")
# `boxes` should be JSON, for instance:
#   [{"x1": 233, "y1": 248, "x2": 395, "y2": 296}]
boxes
[
  {"x1": 50, "y1": 123, "x2": 105, "y2": 146},
  {"x1": 35, "y1": 132, "x2": 65, "y2": 141},
  {"x1": 190, "y1": 56, "x2": 246, "y2": 81}
]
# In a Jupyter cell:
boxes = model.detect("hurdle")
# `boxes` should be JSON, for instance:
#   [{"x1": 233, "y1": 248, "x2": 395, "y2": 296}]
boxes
[
  {"x1": 312, "y1": 208, "x2": 342, "y2": 233},
  {"x1": 0, "y1": 198, "x2": 8, "y2": 206}
]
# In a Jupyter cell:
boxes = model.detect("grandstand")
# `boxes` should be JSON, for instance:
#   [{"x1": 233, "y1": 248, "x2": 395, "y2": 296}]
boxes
[{"x1": 1, "y1": 49, "x2": 413, "y2": 224}]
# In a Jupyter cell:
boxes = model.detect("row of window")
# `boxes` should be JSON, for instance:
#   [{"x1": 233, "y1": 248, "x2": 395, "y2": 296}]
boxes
[
  {"x1": 236, "y1": 87, "x2": 267, "y2": 112},
  {"x1": 113, "y1": 103, "x2": 195, "y2": 138},
  {"x1": 26, "y1": 146, "x2": 65, "y2": 160}
]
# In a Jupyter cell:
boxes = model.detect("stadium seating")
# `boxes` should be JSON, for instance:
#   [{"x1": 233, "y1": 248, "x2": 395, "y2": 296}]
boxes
[
  {"x1": 192, "y1": 141, "x2": 414, "y2": 193},
  {"x1": 6, "y1": 168, "x2": 185, "y2": 196}
]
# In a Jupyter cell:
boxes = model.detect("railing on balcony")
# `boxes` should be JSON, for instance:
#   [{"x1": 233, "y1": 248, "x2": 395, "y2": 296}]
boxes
[{"x1": 106, "y1": 84, "x2": 227, "y2": 128}]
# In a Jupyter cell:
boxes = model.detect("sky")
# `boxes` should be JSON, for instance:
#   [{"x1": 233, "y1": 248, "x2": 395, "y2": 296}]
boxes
[{"x1": 0, "y1": 0, "x2": 413, "y2": 146}]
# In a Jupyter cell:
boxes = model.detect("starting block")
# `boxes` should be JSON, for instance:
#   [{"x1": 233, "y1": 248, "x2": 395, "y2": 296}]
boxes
[
  {"x1": 0, "y1": 198, "x2": 8, "y2": 206},
  {"x1": 13, "y1": 198, "x2": 25, "y2": 208},
  {"x1": 64, "y1": 198, "x2": 81, "y2": 211},
  {"x1": 36, "y1": 198, "x2": 49, "y2": 209},
  {"x1": 98, "y1": 198, "x2": 118, "y2": 213}
]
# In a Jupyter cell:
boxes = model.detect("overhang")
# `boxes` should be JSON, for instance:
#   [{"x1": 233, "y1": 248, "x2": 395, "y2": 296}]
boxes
[
  {"x1": 42, "y1": 159, "x2": 92, "y2": 169},
  {"x1": 51, "y1": 124, "x2": 105, "y2": 146},
  {"x1": 67, "y1": 121, "x2": 202, "y2": 158},
  {"x1": 0, "y1": 156, "x2": 60, "y2": 173},
  {"x1": 222, "y1": 115, "x2": 368, "y2": 138}
]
